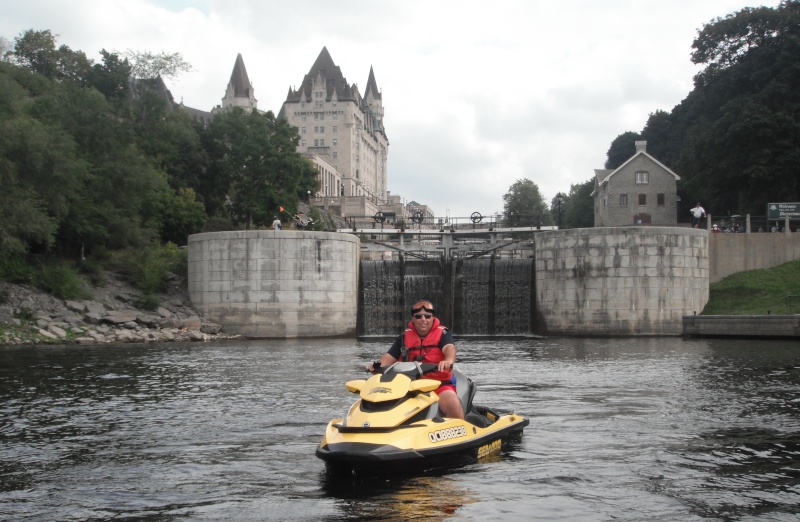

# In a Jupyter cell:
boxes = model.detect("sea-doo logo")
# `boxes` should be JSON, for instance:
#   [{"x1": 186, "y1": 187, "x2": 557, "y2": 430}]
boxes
[
  {"x1": 477, "y1": 439, "x2": 502, "y2": 459},
  {"x1": 369, "y1": 387, "x2": 392, "y2": 394},
  {"x1": 428, "y1": 425, "x2": 467, "y2": 443}
]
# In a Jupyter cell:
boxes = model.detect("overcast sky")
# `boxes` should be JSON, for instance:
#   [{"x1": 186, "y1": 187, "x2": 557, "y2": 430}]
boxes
[{"x1": 2, "y1": 0, "x2": 778, "y2": 219}]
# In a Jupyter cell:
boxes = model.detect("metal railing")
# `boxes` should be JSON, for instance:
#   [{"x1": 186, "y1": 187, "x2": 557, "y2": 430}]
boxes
[
  {"x1": 343, "y1": 212, "x2": 552, "y2": 232},
  {"x1": 708, "y1": 216, "x2": 798, "y2": 233}
]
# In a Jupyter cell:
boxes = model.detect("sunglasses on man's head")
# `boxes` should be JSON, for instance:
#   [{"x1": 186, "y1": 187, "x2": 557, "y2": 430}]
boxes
[
  {"x1": 413, "y1": 313, "x2": 432, "y2": 319},
  {"x1": 411, "y1": 305, "x2": 435, "y2": 314}
]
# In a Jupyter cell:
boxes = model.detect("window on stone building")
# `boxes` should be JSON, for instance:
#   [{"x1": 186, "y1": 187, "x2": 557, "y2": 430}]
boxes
[
  {"x1": 320, "y1": 126, "x2": 324, "y2": 133},
  {"x1": 620, "y1": 194, "x2": 628, "y2": 206},
  {"x1": 657, "y1": 193, "x2": 665, "y2": 206},
  {"x1": 333, "y1": 139, "x2": 337, "y2": 146},
  {"x1": 333, "y1": 113, "x2": 338, "y2": 120},
  {"x1": 320, "y1": 139, "x2": 325, "y2": 146},
  {"x1": 636, "y1": 171, "x2": 649, "y2": 184},
  {"x1": 333, "y1": 126, "x2": 337, "y2": 133},
  {"x1": 301, "y1": 140, "x2": 306, "y2": 146},
  {"x1": 301, "y1": 127, "x2": 306, "y2": 134},
  {"x1": 314, "y1": 139, "x2": 319, "y2": 146},
  {"x1": 333, "y1": 152, "x2": 338, "y2": 159},
  {"x1": 639, "y1": 194, "x2": 647, "y2": 205}
]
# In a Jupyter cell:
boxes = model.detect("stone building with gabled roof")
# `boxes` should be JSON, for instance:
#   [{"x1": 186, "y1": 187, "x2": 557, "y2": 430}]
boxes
[
  {"x1": 592, "y1": 141, "x2": 680, "y2": 227},
  {"x1": 279, "y1": 47, "x2": 388, "y2": 213}
]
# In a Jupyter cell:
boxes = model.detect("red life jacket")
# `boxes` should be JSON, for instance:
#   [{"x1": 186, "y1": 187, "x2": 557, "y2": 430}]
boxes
[{"x1": 401, "y1": 317, "x2": 452, "y2": 382}]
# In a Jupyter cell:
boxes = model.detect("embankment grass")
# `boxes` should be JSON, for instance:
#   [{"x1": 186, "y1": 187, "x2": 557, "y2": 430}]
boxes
[{"x1": 704, "y1": 259, "x2": 800, "y2": 315}]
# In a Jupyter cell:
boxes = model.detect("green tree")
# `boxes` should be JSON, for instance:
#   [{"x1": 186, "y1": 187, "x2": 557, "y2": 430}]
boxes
[
  {"x1": 565, "y1": 179, "x2": 595, "y2": 229},
  {"x1": 121, "y1": 49, "x2": 192, "y2": 80},
  {"x1": 691, "y1": 2, "x2": 794, "y2": 86},
  {"x1": 502, "y1": 179, "x2": 551, "y2": 227},
  {"x1": 676, "y1": 0, "x2": 800, "y2": 215},
  {"x1": 206, "y1": 108, "x2": 318, "y2": 229},
  {"x1": 604, "y1": 131, "x2": 641, "y2": 170},
  {"x1": 87, "y1": 49, "x2": 131, "y2": 106},
  {"x1": 154, "y1": 187, "x2": 207, "y2": 245},
  {"x1": 11, "y1": 29, "x2": 92, "y2": 82}
]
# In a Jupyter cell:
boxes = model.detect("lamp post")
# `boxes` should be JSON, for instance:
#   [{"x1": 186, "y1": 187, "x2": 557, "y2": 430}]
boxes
[{"x1": 557, "y1": 195, "x2": 563, "y2": 228}]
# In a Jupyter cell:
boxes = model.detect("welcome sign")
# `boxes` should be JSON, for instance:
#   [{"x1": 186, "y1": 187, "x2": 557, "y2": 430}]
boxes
[{"x1": 767, "y1": 203, "x2": 800, "y2": 220}]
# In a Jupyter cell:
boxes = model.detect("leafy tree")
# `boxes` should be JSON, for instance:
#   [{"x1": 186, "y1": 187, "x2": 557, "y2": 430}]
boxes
[
  {"x1": 675, "y1": 0, "x2": 800, "y2": 215},
  {"x1": 604, "y1": 131, "x2": 641, "y2": 169},
  {"x1": 564, "y1": 179, "x2": 595, "y2": 229},
  {"x1": 206, "y1": 108, "x2": 318, "y2": 229},
  {"x1": 0, "y1": 110, "x2": 88, "y2": 254},
  {"x1": 10, "y1": 29, "x2": 92, "y2": 82},
  {"x1": 0, "y1": 154, "x2": 59, "y2": 254},
  {"x1": 135, "y1": 104, "x2": 208, "y2": 194},
  {"x1": 154, "y1": 187, "x2": 207, "y2": 245},
  {"x1": 691, "y1": 2, "x2": 794, "y2": 86},
  {"x1": 502, "y1": 179, "x2": 552, "y2": 227},
  {"x1": 87, "y1": 49, "x2": 131, "y2": 106},
  {"x1": 121, "y1": 49, "x2": 192, "y2": 80},
  {"x1": 0, "y1": 36, "x2": 12, "y2": 61}
]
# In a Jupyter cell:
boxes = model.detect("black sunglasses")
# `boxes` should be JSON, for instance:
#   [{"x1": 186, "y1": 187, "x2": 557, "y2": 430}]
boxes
[
  {"x1": 411, "y1": 305, "x2": 435, "y2": 314},
  {"x1": 413, "y1": 313, "x2": 432, "y2": 319}
]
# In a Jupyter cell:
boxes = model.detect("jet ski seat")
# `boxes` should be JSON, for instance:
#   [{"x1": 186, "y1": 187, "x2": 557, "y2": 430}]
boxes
[{"x1": 452, "y1": 368, "x2": 495, "y2": 428}]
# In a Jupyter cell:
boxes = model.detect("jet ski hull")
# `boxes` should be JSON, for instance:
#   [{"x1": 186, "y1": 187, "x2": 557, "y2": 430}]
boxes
[{"x1": 317, "y1": 412, "x2": 529, "y2": 475}]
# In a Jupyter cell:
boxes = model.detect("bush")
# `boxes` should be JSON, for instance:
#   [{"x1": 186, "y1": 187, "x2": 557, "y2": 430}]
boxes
[
  {"x1": 0, "y1": 256, "x2": 36, "y2": 284},
  {"x1": 108, "y1": 242, "x2": 187, "y2": 295},
  {"x1": 78, "y1": 258, "x2": 107, "y2": 287},
  {"x1": 37, "y1": 262, "x2": 87, "y2": 300},
  {"x1": 136, "y1": 294, "x2": 160, "y2": 311}
]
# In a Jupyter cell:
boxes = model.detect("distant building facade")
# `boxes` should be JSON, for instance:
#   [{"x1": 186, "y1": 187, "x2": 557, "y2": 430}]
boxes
[
  {"x1": 592, "y1": 141, "x2": 680, "y2": 227},
  {"x1": 279, "y1": 47, "x2": 389, "y2": 208}
]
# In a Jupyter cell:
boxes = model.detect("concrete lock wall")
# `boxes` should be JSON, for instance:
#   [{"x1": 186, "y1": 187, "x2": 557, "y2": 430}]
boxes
[
  {"x1": 535, "y1": 227, "x2": 709, "y2": 336},
  {"x1": 187, "y1": 231, "x2": 360, "y2": 338}
]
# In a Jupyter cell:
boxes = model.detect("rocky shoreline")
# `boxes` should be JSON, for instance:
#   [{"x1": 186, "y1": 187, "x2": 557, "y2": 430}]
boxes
[{"x1": 0, "y1": 272, "x2": 242, "y2": 346}]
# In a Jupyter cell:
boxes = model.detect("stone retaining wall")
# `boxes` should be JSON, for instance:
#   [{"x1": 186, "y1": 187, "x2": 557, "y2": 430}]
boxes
[
  {"x1": 188, "y1": 230, "x2": 360, "y2": 338},
  {"x1": 535, "y1": 227, "x2": 708, "y2": 336},
  {"x1": 683, "y1": 314, "x2": 800, "y2": 338}
]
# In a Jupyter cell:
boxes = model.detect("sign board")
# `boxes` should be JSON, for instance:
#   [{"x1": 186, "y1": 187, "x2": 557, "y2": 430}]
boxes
[{"x1": 767, "y1": 202, "x2": 800, "y2": 220}]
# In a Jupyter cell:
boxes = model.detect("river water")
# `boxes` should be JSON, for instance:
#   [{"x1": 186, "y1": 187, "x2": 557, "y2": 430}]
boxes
[{"x1": 1, "y1": 337, "x2": 799, "y2": 521}]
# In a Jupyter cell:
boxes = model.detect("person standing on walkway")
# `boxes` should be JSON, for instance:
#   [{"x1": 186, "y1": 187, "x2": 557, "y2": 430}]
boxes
[
  {"x1": 690, "y1": 202, "x2": 706, "y2": 228},
  {"x1": 272, "y1": 216, "x2": 282, "y2": 230}
]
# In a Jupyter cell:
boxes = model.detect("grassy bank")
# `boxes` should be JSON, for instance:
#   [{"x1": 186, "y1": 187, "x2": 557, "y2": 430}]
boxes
[{"x1": 703, "y1": 259, "x2": 800, "y2": 315}]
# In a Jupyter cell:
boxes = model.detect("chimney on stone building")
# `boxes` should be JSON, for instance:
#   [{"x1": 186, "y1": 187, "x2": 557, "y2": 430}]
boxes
[{"x1": 635, "y1": 141, "x2": 647, "y2": 153}]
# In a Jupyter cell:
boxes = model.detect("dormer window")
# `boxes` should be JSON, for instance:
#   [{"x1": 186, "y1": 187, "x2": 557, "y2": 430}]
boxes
[{"x1": 635, "y1": 171, "x2": 649, "y2": 184}]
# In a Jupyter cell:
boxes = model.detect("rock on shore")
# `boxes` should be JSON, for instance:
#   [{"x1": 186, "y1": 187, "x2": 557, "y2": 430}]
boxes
[{"x1": 0, "y1": 272, "x2": 241, "y2": 346}]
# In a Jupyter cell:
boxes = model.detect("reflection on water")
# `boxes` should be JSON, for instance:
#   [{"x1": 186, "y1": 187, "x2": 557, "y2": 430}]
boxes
[{"x1": 1, "y1": 337, "x2": 799, "y2": 520}]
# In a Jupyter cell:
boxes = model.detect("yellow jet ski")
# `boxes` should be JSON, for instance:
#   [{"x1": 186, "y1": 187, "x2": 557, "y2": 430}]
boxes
[{"x1": 316, "y1": 361, "x2": 529, "y2": 475}]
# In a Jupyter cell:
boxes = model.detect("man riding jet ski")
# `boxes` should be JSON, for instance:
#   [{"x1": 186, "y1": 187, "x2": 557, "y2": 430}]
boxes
[{"x1": 316, "y1": 300, "x2": 529, "y2": 475}]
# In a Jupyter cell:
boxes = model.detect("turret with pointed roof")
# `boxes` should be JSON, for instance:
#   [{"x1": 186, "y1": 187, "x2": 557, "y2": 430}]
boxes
[{"x1": 221, "y1": 53, "x2": 258, "y2": 112}]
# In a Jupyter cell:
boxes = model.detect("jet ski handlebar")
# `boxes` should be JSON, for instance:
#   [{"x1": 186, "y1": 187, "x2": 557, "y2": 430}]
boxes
[{"x1": 367, "y1": 361, "x2": 438, "y2": 378}]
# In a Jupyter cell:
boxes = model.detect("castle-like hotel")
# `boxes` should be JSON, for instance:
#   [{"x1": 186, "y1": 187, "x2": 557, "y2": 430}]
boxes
[{"x1": 183, "y1": 48, "x2": 433, "y2": 225}]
